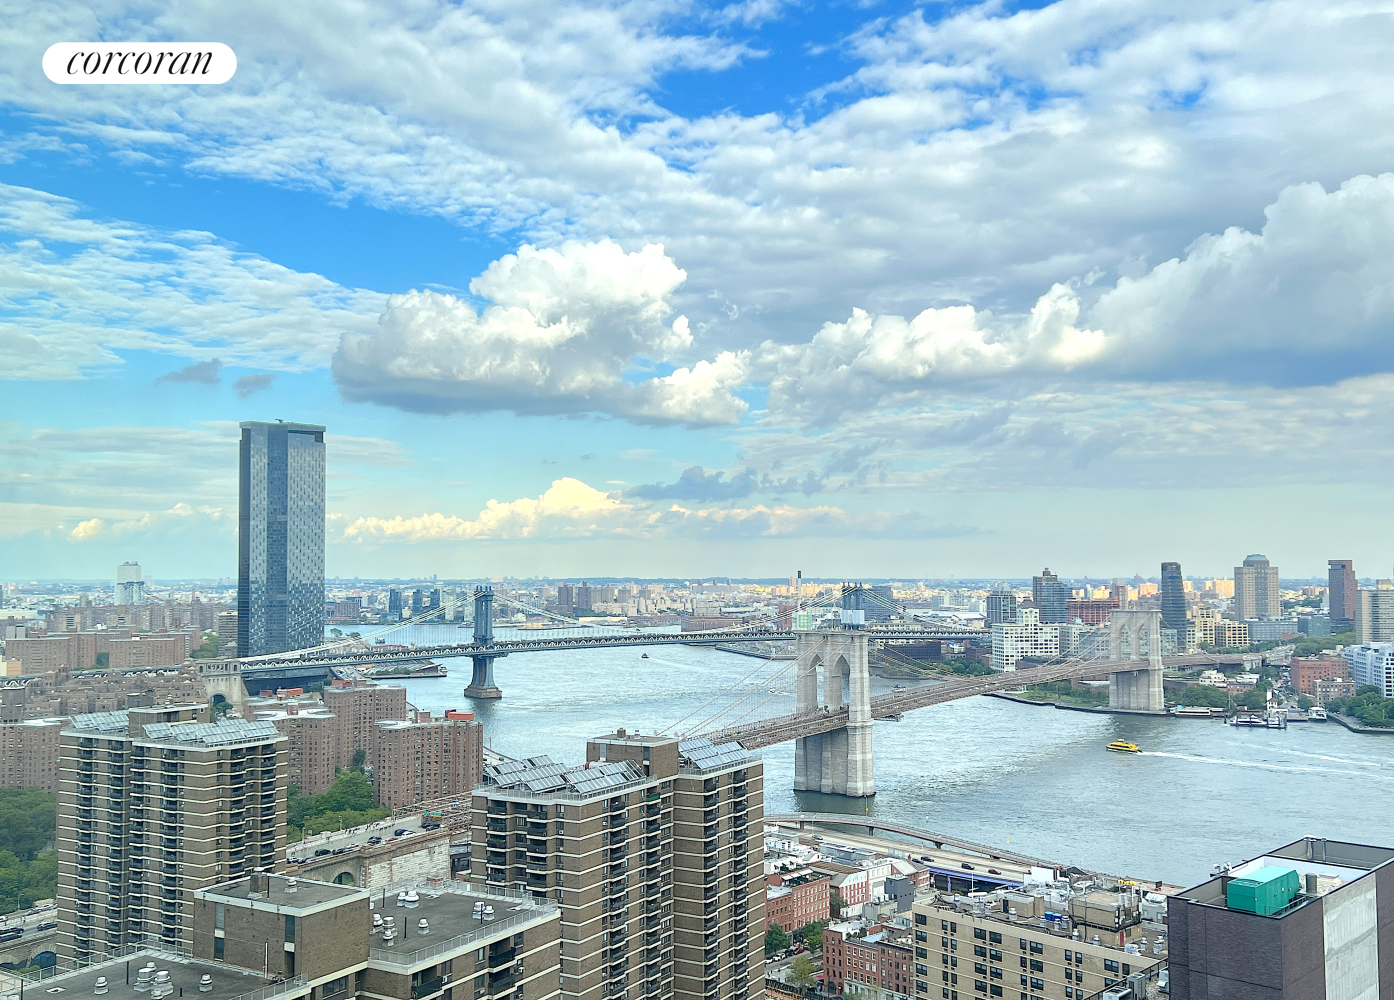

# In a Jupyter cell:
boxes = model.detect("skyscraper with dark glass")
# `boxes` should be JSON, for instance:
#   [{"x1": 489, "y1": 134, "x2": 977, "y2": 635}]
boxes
[
  {"x1": 1160, "y1": 560, "x2": 1186, "y2": 632},
  {"x1": 237, "y1": 420, "x2": 326, "y2": 657},
  {"x1": 1329, "y1": 558, "x2": 1356, "y2": 631},
  {"x1": 1032, "y1": 568, "x2": 1070, "y2": 623}
]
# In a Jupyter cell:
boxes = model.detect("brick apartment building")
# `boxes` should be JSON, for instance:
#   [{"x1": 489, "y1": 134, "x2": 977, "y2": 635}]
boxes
[
  {"x1": 822, "y1": 923, "x2": 917, "y2": 996},
  {"x1": 0, "y1": 717, "x2": 64, "y2": 792},
  {"x1": 1290, "y1": 654, "x2": 1351, "y2": 695},
  {"x1": 765, "y1": 869, "x2": 830, "y2": 932},
  {"x1": 374, "y1": 710, "x2": 484, "y2": 809},
  {"x1": 262, "y1": 705, "x2": 340, "y2": 795},
  {"x1": 323, "y1": 679, "x2": 409, "y2": 768}
]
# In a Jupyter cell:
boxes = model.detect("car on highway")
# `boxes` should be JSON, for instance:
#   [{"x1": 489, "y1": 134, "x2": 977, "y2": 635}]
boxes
[
  {"x1": 987, "y1": 868, "x2": 1001, "y2": 876},
  {"x1": 36, "y1": 921, "x2": 57, "y2": 932},
  {"x1": 961, "y1": 862, "x2": 975, "y2": 870},
  {"x1": 315, "y1": 849, "x2": 331, "y2": 857},
  {"x1": 0, "y1": 928, "x2": 23, "y2": 942}
]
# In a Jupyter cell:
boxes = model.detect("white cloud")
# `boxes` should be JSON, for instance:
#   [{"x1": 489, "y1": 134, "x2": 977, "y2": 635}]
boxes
[
  {"x1": 340, "y1": 476, "x2": 971, "y2": 543},
  {"x1": 69, "y1": 517, "x2": 104, "y2": 541},
  {"x1": 0, "y1": 185, "x2": 385, "y2": 378},
  {"x1": 333, "y1": 240, "x2": 748, "y2": 425}
]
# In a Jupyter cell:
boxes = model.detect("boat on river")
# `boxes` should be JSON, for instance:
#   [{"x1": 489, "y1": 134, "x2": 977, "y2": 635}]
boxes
[{"x1": 1106, "y1": 740, "x2": 1142, "y2": 754}]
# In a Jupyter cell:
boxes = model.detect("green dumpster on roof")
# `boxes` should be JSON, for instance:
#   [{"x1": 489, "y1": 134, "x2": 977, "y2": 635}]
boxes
[{"x1": 1226, "y1": 866, "x2": 1301, "y2": 915}]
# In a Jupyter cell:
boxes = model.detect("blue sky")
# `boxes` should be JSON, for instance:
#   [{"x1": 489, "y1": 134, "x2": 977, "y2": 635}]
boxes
[{"x1": 5, "y1": 0, "x2": 1394, "y2": 582}]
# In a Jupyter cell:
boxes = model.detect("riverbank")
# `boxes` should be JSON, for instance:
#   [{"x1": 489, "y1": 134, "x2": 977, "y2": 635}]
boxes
[{"x1": 1330, "y1": 712, "x2": 1394, "y2": 735}]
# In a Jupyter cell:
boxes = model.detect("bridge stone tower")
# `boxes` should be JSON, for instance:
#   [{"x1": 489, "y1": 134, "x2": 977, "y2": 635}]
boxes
[
  {"x1": 1107, "y1": 609, "x2": 1166, "y2": 712},
  {"x1": 194, "y1": 659, "x2": 249, "y2": 716},
  {"x1": 463, "y1": 586, "x2": 505, "y2": 700},
  {"x1": 792, "y1": 590, "x2": 876, "y2": 797}
]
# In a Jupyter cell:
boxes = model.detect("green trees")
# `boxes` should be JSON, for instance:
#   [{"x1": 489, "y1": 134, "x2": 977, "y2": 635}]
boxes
[
  {"x1": 1296, "y1": 695, "x2": 1315, "y2": 711},
  {"x1": 788, "y1": 955, "x2": 817, "y2": 990},
  {"x1": 1326, "y1": 690, "x2": 1394, "y2": 727},
  {"x1": 765, "y1": 924, "x2": 790, "y2": 955},
  {"x1": 287, "y1": 770, "x2": 389, "y2": 842},
  {"x1": 1175, "y1": 684, "x2": 1229, "y2": 708},
  {"x1": 830, "y1": 888, "x2": 846, "y2": 915},
  {"x1": 0, "y1": 789, "x2": 58, "y2": 914},
  {"x1": 191, "y1": 632, "x2": 220, "y2": 658}
]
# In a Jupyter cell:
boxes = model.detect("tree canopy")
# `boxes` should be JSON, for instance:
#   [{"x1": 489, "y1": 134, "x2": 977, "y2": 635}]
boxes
[
  {"x1": 765, "y1": 925, "x2": 790, "y2": 955},
  {"x1": 0, "y1": 788, "x2": 57, "y2": 861},
  {"x1": 788, "y1": 955, "x2": 817, "y2": 990},
  {"x1": 287, "y1": 769, "x2": 389, "y2": 842}
]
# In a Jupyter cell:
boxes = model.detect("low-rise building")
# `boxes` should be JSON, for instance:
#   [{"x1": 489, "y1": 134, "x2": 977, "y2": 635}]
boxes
[
  {"x1": 765, "y1": 869, "x2": 830, "y2": 932},
  {"x1": 1211, "y1": 620, "x2": 1249, "y2": 648},
  {"x1": 1313, "y1": 677, "x2": 1357, "y2": 707},
  {"x1": 823, "y1": 922, "x2": 917, "y2": 997},
  {"x1": 1168, "y1": 837, "x2": 1394, "y2": 998},
  {"x1": 1289, "y1": 655, "x2": 1350, "y2": 696},
  {"x1": 192, "y1": 871, "x2": 562, "y2": 1000},
  {"x1": 909, "y1": 885, "x2": 1163, "y2": 1000}
]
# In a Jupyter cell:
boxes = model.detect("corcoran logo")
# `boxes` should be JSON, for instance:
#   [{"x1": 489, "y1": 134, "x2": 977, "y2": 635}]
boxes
[{"x1": 43, "y1": 42, "x2": 236, "y2": 84}]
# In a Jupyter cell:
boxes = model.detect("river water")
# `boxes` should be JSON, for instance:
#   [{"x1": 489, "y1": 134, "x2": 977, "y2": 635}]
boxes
[{"x1": 337, "y1": 624, "x2": 1394, "y2": 887}]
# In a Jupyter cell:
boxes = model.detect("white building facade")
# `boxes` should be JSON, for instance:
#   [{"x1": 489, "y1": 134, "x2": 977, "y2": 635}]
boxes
[
  {"x1": 990, "y1": 607, "x2": 1060, "y2": 671},
  {"x1": 1344, "y1": 642, "x2": 1394, "y2": 697}
]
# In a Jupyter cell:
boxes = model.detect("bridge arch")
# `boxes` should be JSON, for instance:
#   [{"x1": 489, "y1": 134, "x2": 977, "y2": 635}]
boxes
[{"x1": 332, "y1": 870, "x2": 356, "y2": 885}]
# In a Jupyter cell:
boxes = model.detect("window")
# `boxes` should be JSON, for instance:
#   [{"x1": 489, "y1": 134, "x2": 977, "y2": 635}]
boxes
[
  {"x1": 974, "y1": 982, "x2": 987, "y2": 994},
  {"x1": 942, "y1": 921, "x2": 950, "y2": 932},
  {"x1": 943, "y1": 973, "x2": 951, "y2": 984},
  {"x1": 943, "y1": 938, "x2": 950, "y2": 948},
  {"x1": 1104, "y1": 960, "x2": 1120, "y2": 974},
  {"x1": 1064, "y1": 950, "x2": 1072, "y2": 962},
  {"x1": 974, "y1": 946, "x2": 987, "y2": 958},
  {"x1": 974, "y1": 929, "x2": 987, "y2": 940},
  {"x1": 990, "y1": 968, "x2": 1003, "y2": 980},
  {"x1": 1030, "y1": 979, "x2": 1044, "y2": 991},
  {"x1": 1019, "y1": 958, "x2": 1027, "y2": 969},
  {"x1": 989, "y1": 932, "x2": 1002, "y2": 945},
  {"x1": 917, "y1": 914, "x2": 928, "y2": 926},
  {"x1": 975, "y1": 965, "x2": 987, "y2": 976},
  {"x1": 942, "y1": 956, "x2": 949, "y2": 967},
  {"x1": 285, "y1": 915, "x2": 296, "y2": 943},
  {"x1": 918, "y1": 931, "x2": 929, "y2": 942},
  {"x1": 951, "y1": 923, "x2": 958, "y2": 934},
  {"x1": 1066, "y1": 990, "x2": 1073, "y2": 999},
  {"x1": 1029, "y1": 941, "x2": 1043, "y2": 955},
  {"x1": 214, "y1": 903, "x2": 224, "y2": 930},
  {"x1": 1123, "y1": 964, "x2": 1131, "y2": 975},
  {"x1": 322, "y1": 978, "x2": 348, "y2": 1000},
  {"x1": 990, "y1": 988, "x2": 1003, "y2": 998},
  {"x1": 1019, "y1": 939, "x2": 1027, "y2": 952},
  {"x1": 213, "y1": 937, "x2": 224, "y2": 960},
  {"x1": 989, "y1": 950, "x2": 1002, "y2": 962},
  {"x1": 918, "y1": 965, "x2": 928, "y2": 976},
  {"x1": 1029, "y1": 961, "x2": 1042, "y2": 973}
]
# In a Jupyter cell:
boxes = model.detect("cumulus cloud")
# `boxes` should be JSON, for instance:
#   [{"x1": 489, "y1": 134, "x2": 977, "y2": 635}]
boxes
[
  {"x1": 70, "y1": 517, "x2": 104, "y2": 540},
  {"x1": 157, "y1": 358, "x2": 223, "y2": 384},
  {"x1": 341, "y1": 477, "x2": 965, "y2": 543},
  {"x1": 628, "y1": 466, "x2": 758, "y2": 501},
  {"x1": 234, "y1": 373, "x2": 276, "y2": 397},
  {"x1": 333, "y1": 240, "x2": 748, "y2": 426}
]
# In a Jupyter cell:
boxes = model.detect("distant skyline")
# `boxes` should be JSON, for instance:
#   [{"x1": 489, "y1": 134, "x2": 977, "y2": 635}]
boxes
[{"x1": 7, "y1": 1, "x2": 1394, "y2": 578}]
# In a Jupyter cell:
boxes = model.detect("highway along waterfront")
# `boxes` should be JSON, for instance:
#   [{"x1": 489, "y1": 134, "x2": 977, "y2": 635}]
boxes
[{"x1": 335, "y1": 623, "x2": 1394, "y2": 887}]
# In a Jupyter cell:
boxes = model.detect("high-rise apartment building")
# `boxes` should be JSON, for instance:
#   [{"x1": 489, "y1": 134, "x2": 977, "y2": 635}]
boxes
[
  {"x1": 1169, "y1": 838, "x2": 1394, "y2": 998},
  {"x1": 1031, "y1": 570, "x2": 1068, "y2": 624},
  {"x1": 0, "y1": 717, "x2": 64, "y2": 792},
  {"x1": 374, "y1": 710, "x2": 484, "y2": 809},
  {"x1": 1328, "y1": 558, "x2": 1356, "y2": 631},
  {"x1": 986, "y1": 586, "x2": 1017, "y2": 626},
  {"x1": 1353, "y1": 582, "x2": 1394, "y2": 643},
  {"x1": 470, "y1": 731, "x2": 764, "y2": 1000},
  {"x1": 237, "y1": 420, "x2": 326, "y2": 657},
  {"x1": 323, "y1": 679, "x2": 409, "y2": 769},
  {"x1": 1160, "y1": 561, "x2": 1186, "y2": 633},
  {"x1": 115, "y1": 561, "x2": 147, "y2": 605},
  {"x1": 55, "y1": 706, "x2": 287, "y2": 961},
  {"x1": 261, "y1": 705, "x2": 339, "y2": 795},
  {"x1": 1233, "y1": 554, "x2": 1280, "y2": 619}
]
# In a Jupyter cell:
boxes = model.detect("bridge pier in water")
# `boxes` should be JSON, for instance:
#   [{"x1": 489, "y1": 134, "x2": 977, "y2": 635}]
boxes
[
  {"x1": 792, "y1": 628, "x2": 876, "y2": 798},
  {"x1": 1106, "y1": 610, "x2": 1166, "y2": 712},
  {"x1": 462, "y1": 586, "x2": 505, "y2": 700}
]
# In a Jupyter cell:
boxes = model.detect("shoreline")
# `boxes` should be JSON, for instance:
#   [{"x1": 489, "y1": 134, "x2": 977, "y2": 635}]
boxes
[
  {"x1": 1329, "y1": 712, "x2": 1394, "y2": 736},
  {"x1": 986, "y1": 691, "x2": 1172, "y2": 717}
]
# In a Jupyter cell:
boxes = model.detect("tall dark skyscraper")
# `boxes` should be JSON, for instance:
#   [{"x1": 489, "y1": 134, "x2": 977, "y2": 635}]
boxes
[
  {"x1": 1329, "y1": 558, "x2": 1356, "y2": 630},
  {"x1": 1032, "y1": 568, "x2": 1069, "y2": 623},
  {"x1": 237, "y1": 420, "x2": 326, "y2": 657},
  {"x1": 1160, "y1": 561, "x2": 1186, "y2": 631}
]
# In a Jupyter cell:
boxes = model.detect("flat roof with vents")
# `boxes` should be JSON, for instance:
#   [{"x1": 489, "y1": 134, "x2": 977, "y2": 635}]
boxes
[
  {"x1": 19, "y1": 949, "x2": 295, "y2": 1000},
  {"x1": 678, "y1": 737, "x2": 751, "y2": 770},
  {"x1": 483, "y1": 754, "x2": 647, "y2": 797}
]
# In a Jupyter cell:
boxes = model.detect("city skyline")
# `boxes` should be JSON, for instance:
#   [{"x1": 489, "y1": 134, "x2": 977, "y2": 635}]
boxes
[{"x1": 8, "y1": 2, "x2": 1394, "y2": 580}]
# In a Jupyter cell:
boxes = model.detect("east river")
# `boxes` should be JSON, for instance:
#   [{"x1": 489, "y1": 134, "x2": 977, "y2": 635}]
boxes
[{"x1": 335, "y1": 624, "x2": 1394, "y2": 887}]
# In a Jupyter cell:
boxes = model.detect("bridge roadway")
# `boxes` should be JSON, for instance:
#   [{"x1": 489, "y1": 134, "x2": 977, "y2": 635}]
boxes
[
  {"x1": 703, "y1": 653, "x2": 1230, "y2": 748},
  {"x1": 236, "y1": 626, "x2": 984, "y2": 675}
]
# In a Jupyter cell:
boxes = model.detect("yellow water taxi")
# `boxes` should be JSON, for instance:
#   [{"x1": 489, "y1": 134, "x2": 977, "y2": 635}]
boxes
[{"x1": 1106, "y1": 740, "x2": 1142, "y2": 754}]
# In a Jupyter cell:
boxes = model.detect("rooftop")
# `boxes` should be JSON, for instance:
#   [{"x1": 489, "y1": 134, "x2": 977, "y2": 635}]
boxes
[
  {"x1": 142, "y1": 720, "x2": 283, "y2": 748},
  {"x1": 9, "y1": 947, "x2": 298, "y2": 1000},
  {"x1": 365, "y1": 882, "x2": 559, "y2": 970},
  {"x1": 484, "y1": 754, "x2": 648, "y2": 798},
  {"x1": 198, "y1": 873, "x2": 366, "y2": 912},
  {"x1": 1176, "y1": 837, "x2": 1394, "y2": 918}
]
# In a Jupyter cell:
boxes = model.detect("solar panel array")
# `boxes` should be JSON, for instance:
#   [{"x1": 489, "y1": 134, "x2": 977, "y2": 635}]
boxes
[
  {"x1": 141, "y1": 719, "x2": 282, "y2": 746},
  {"x1": 679, "y1": 737, "x2": 749, "y2": 769},
  {"x1": 485, "y1": 754, "x2": 645, "y2": 795},
  {"x1": 69, "y1": 710, "x2": 131, "y2": 734}
]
